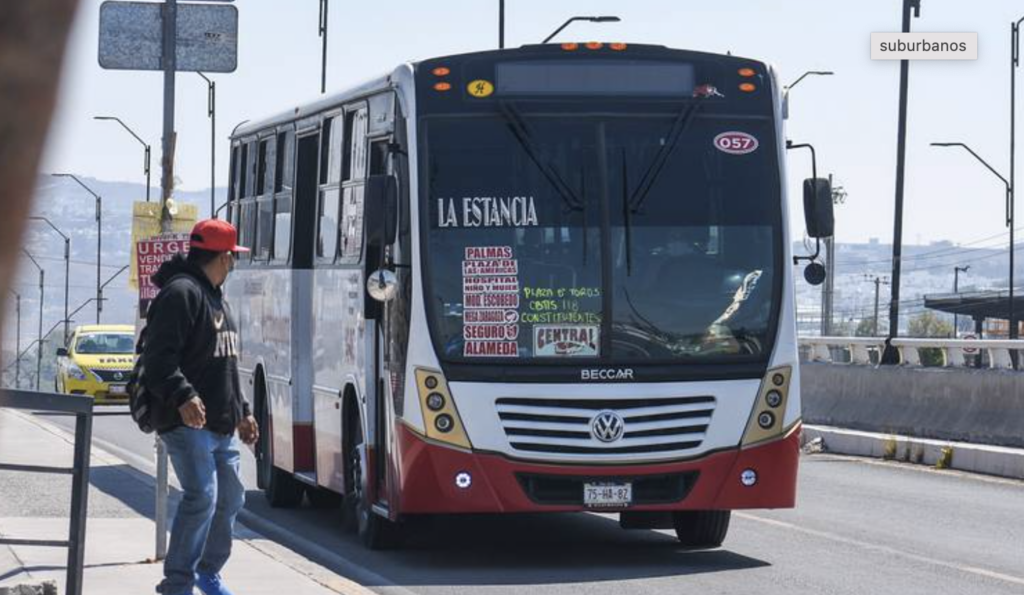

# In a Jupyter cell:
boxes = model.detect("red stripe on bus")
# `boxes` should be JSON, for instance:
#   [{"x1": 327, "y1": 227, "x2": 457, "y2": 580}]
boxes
[
  {"x1": 293, "y1": 423, "x2": 315, "y2": 472},
  {"x1": 393, "y1": 424, "x2": 800, "y2": 514}
]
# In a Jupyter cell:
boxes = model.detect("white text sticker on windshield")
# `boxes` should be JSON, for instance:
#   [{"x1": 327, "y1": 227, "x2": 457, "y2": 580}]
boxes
[{"x1": 713, "y1": 131, "x2": 759, "y2": 155}]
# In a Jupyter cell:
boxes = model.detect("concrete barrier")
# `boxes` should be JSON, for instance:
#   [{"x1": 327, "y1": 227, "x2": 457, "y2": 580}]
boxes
[{"x1": 800, "y1": 362, "x2": 1024, "y2": 449}]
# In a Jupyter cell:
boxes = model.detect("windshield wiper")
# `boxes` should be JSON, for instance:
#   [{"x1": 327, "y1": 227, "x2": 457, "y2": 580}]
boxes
[
  {"x1": 628, "y1": 99, "x2": 704, "y2": 213},
  {"x1": 621, "y1": 149, "x2": 633, "y2": 276},
  {"x1": 498, "y1": 101, "x2": 583, "y2": 213}
]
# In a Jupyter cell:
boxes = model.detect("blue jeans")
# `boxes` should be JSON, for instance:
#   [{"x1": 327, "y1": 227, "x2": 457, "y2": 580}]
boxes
[{"x1": 157, "y1": 427, "x2": 246, "y2": 595}]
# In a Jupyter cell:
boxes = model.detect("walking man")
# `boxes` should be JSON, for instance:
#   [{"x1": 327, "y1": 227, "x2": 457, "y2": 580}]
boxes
[{"x1": 145, "y1": 219, "x2": 257, "y2": 595}]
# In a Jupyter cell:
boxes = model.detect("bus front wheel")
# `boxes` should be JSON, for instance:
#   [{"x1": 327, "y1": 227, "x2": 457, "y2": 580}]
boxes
[
  {"x1": 672, "y1": 510, "x2": 731, "y2": 548},
  {"x1": 256, "y1": 382, "x2": 304, "y2": 508},
  {"x1": 346, "y1": 413, "x2": 403, "y2": 549}
]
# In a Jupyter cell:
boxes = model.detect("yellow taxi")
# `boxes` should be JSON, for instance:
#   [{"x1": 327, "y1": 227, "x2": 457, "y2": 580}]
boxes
[{"x1": 56, "y1": 324, "x2": 136, "y2": 403}]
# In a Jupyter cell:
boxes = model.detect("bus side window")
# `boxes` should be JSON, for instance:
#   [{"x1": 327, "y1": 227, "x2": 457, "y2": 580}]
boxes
[
  {"x1": 340, "y1": 106, "x2": 368, "y2": 262},
  {"x1": 317, "y1": 116, "x2": 343, "y2": 261},
  {"x1": 227, "y1": 145, "x2": 239, "y2": 223},
  {"x1": 273, "y1": 129, "x2": 294, "y2": 262},
  {"x1": 238, "y1": 143, "x2": 250, "y2": 200},
  {"x1": 254, "y1": 137, "x2": 275, "y2": 261}
]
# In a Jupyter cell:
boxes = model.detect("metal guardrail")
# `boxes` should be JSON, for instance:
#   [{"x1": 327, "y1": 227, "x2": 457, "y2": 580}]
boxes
[
  {"x1": 799, "y1": 337, "x2": 1024, "y2": 370},
  {"x1": 0, "y1": 389, "x2": 93, "y2": 595}
]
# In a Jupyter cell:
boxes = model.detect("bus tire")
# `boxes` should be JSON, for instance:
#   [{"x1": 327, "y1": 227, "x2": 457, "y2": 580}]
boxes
[
  {"x1": 347, "y1": 411, "x2": 403, "y2": 549},
  {"x1": 672, "y1": 510, "x2": 730, "y2": 548},
  {"x1": 256, "y1": 378, "x2": 304, "y2": 508}
]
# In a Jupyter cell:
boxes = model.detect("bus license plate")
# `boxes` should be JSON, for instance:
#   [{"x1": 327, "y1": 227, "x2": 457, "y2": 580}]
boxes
[{"x1": 583, "y1": 482, "x2": 632, "y2": 508}]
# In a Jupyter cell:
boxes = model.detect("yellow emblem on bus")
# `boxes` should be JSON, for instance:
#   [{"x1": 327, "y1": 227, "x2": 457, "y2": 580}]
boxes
[{"x1": 467, "y1": 80, "x2": 494, "y2": 98}]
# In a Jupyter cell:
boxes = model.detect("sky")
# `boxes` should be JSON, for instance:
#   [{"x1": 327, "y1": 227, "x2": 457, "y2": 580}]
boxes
[{"x1": 40, "y1": 0, "x2": 1024, "y2": 247}]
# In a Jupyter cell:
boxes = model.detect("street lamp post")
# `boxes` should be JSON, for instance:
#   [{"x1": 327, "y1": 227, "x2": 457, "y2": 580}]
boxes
[
  {"x1": 884, "y1": 0, "x2": 923, "y2": 365},
  {"x1": 954, "y1": 265, "x2": 970, "y2": 334},
  {"x1": 9, "y1": 289, "x2": 21, "y2": 388},
  {"x1": 542, "y1": 16, "x2": 620, "y2": 44},
  {"x1": 94, "y1": 116, "x2": 151, "y2": 202},
  {"x1": 28, "y1": 217, "x2": 70, "y2": 344},
  {"x1": 783, "y1": 70, "x2": 833, "y2": 119},
  {"x1": 52, "y1": 174, "x2": 102, "y2": 324},
  {"x1": 319, "y1": 0, "x2": 329, "y2": 93},
  {"x1": 97, "y1": 265, "x2": 130, "y2": 318},
  {"x1": 197, "y1": 72, "x2": 217, "y2": 217},
  {"x1": 931, "y1": 142, "x2": 1013, "y2": 340},
  {"x1": 1009, "y1": 15, "x2": 1024, "y2": 340},
  {"x1": 21, "y1": 249, "x2": 44, "y2": 391},
  {"x1": 499, "y1": 0, "x2": 505, "y2": 48}
]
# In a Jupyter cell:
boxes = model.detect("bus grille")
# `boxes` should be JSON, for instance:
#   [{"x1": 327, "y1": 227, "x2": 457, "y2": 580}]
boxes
[{"x1": 495, "y1": 396, "x2": 715, "y2": 456}]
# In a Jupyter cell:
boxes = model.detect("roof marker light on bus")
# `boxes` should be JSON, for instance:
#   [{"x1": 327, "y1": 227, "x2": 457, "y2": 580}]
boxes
[
  {"x1": 610, "y1": 42, "x2": 627, "y2": 51},
  {"x1": 586, "y1": 42, "x2": 603, "y2": 50},
  {"x1": 562, "y1": 42, "x2": 579, "y2": 51},
  {"x1": 738, "y1": 68, "x2": 757, "y2": 77},
  {"x1": 432, "y1": 67, "x2": 451, "y2": 77},
  {"x1": 434, "y1": 82, "x2": 452, "y2": 92},
  {"x1": 739, "y1": 82, "x2": 757, "y2": 92}
]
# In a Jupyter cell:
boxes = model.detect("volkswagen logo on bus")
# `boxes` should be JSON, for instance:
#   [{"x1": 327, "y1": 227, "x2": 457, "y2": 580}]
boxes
[{"x1": 590, "y1": 410, "x2": 625, "y2": 443}]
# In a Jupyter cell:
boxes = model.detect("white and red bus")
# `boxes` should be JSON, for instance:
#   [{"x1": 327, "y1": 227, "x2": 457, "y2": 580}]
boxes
[{"x1": 225, "y1": 42, "x2": 832, "y2": 549}]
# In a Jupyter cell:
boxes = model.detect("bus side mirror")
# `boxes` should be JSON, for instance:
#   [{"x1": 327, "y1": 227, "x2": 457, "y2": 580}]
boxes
[
  {"x1": 803, "y1": 178, "x2": 834, "y2": 238},
  {"x1": 56, "y1": 347, "x2": 69, "y2": 357},
  {"x1": 365, "y1": 174, "x2": 398, "y2": 248}
]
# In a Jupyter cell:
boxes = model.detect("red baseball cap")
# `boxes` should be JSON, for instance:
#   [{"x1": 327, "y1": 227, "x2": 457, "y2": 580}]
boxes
[{"x1": 189, "y1": 219, "x2": 249, "y2": 253}]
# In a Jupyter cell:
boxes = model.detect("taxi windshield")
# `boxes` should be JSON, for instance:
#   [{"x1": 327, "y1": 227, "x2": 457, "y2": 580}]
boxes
[{"x1": 74, "y1": 333, "x2": 135, "y2": 355}]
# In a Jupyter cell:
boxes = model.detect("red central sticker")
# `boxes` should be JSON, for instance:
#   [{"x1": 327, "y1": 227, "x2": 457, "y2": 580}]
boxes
[{"x1": 713, "y1": 131, "x2": 759, "y2": 155}]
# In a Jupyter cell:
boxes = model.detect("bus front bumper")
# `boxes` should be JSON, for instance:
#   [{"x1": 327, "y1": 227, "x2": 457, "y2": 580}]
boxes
[{"x1": 395, "y1": 423, "x2": 800, "y2": 514}]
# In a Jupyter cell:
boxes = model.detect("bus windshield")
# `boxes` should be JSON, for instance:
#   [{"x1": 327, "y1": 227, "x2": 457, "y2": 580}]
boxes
[{"x1": 422, "y1": 107, "x2": 781, "y2": 364}]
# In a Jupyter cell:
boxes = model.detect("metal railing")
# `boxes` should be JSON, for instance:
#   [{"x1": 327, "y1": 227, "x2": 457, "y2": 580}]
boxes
[
  {"x1": 0, "y1": 389, "x2": 93, "y2": 595},
  {"x1": 799, "y1": 336, "x2": 1024, "y2": 370}
]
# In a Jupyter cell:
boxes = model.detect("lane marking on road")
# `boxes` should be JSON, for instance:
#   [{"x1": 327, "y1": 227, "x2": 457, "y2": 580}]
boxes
[
  {"x1": 736, "y1": 512, "x2": 1024, "y2": 587},
  {"x1": 807, "y1": 453, "x2": 1024, "y2": 489}
]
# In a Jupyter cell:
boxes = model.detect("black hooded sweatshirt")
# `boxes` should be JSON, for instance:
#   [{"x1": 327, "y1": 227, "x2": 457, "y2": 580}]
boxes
[{"x1": 143, "y1": 254, "x2": 250, "y2": 435}]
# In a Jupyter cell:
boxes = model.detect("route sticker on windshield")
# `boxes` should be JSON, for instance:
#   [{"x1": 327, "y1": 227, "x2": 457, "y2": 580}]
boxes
[
  {"x1": 534, "y1": 325, "x2": 600, "y2": 357},
  {"x1": 713, "y1": 131, "x2": 759, "y2": 155},
  {"x1": 464, "y1": 275, "x2": 519, "y2": 294},
  {"x1": 462, "y1": 245, "x2": 522, "y2": 357},
  {"x1": 464, "y1": 309, "x2": 519, "y2": 324}
]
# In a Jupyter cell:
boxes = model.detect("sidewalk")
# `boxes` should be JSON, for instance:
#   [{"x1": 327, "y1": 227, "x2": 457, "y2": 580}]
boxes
[{"x1": 0, "y1": 408, "x2": 367, "y2": 595}]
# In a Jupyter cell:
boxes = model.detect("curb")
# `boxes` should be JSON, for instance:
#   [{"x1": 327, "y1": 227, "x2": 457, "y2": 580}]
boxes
[{"x1": 803, "y1": 424, "x2": 1024, "y2": 480}]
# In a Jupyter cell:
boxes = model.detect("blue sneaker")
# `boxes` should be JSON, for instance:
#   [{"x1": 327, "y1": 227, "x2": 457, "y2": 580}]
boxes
[{"x1": 196, "y1": 573, "x2": 235, "y2": 595}]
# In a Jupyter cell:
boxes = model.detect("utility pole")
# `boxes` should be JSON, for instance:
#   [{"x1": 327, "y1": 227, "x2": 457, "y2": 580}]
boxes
[
  {"x1": 155, "y1": 0, "x2": 178, "y2": 562},
  {"x1": 160, "y1": 0, "x2": 177, "y2": 235},
  {"x1": 197, "y1": 72, "x2": 216, "y2": 217},
  {"x1": 319, "y1": 0, "x2": 329, "y2": 93},
  {"x1": 883, "y1": 0, "x2": 922, "y2": 363},
  {"x1": 954, "y1": 265, "x2": 970, "y2": 335},
  {"x1": 499, "y1": 0, "x2": 505, "y2": 49},
  {"x1": 866, "y1": 275, "x2": 890, "y2": 336},
  {"x1": 9, "y1": 290, "x2": 21, "y2": 389},
  {"x1": 22, "y1": 250, "x2": 44, "y2": 391},
  {"x1": 1010, "y1": 15, "x2": 1024, "y2": 341}
]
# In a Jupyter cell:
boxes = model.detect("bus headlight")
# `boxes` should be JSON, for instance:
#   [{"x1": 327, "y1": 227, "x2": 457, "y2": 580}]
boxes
[
  {"x1": 741, "y1": 366, "x2": 792, "y2": 447},
  {"x1": 415, "y1": 368, "x2": 472, "y2": 449}
]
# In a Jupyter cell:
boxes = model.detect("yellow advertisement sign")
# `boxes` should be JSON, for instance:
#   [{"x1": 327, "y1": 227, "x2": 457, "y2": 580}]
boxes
[{"x1": 128, "y1": 201, "x2": 198, "y2": 289}]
